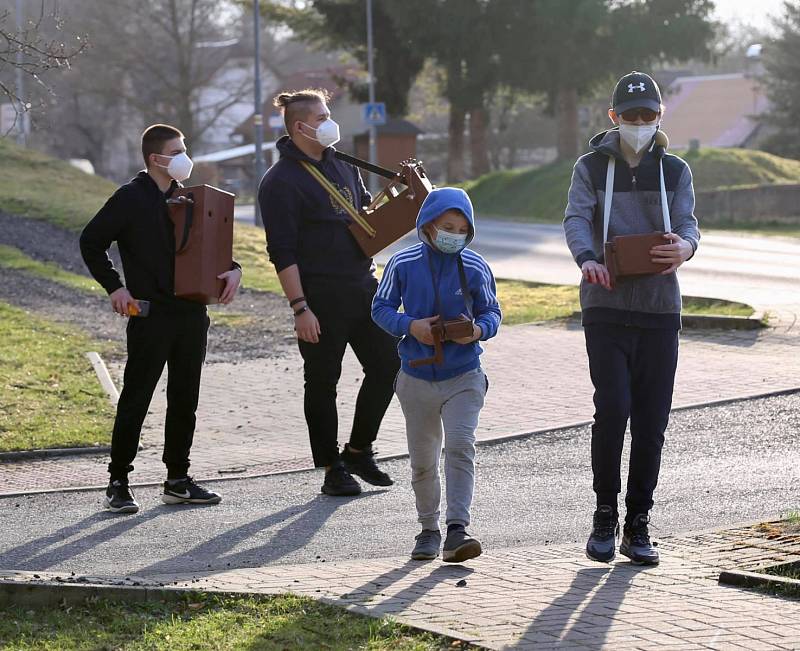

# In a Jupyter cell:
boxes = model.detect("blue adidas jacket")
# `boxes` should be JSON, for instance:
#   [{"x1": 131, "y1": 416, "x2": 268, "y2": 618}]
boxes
[{"x1": 371, "y1": 187, "x2": 502, "y2": 381}]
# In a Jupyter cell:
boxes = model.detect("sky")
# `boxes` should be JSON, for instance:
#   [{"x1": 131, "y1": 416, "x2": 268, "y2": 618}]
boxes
[{"x1": 711, "y1": 0, "x2": 788, "y2": 34}]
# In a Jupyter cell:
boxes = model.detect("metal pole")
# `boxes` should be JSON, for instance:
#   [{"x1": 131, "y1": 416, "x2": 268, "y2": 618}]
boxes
[
  {"x1": 252, "y1": 0, "x2": 266, "y2": 226},
  {"x1": 366, "y1": 0, "x2": 378, "y2": 193},
  {"x1": 15, "y1": 0, "x2": 27, "y2": 146}
]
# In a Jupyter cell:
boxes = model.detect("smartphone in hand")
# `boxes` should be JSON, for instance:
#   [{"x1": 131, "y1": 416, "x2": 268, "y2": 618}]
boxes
[{"x1": 128, "y1": 300, "x2": 150, "y2": 317}]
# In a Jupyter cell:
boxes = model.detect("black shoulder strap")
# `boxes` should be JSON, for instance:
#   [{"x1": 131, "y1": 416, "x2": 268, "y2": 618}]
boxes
[
  {"x1": 333, "y1": 150, "x2": 397, "y2": 179},
  {"x1": 457, "y1": 255, "x2": 473, "y2": 319}
]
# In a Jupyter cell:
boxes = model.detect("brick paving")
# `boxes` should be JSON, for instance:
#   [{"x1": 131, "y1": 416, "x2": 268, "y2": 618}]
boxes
[
  {"x1": 3, "y1": 523, "x2": 800, "y2": 649},
  {"x1": 2, "y1": 320, "x2": 800, "y2": 495}
]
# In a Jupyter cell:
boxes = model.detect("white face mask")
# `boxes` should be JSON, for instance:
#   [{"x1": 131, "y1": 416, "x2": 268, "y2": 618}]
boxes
[
  {"x1": 618, "y1": 122, "x2": 658, "y2": 154},
  {"x1": 300, "y1": 118, "x2": 340, "y2": 148},
  {"x1": 156, "y1": 152, "x2": 193, "y2": 182},
  {"x1": 432, "y1": 226, "x2": 468, "y2": 254}
]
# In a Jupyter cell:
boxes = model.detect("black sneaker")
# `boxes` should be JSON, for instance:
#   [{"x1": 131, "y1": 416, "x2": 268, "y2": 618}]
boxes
[
  {"x1": 411, "y1": 529, "x2": 442, "y2": 560},
  {"x1": 620, "y1": 513, "x2": 660, "y2": 565},
  {"x1": 341, "y1": 444, "x2": 393, "y2": 486},
  {"x1": 586, "y1": 505, "x2": 619, "y2": 563},
  {"x1": 442, "y1": 524, "x2": 482, "y2": 563},
  {"x1": 321, "y1": 462, "x2": 362, "y2": 496},
  {"x1": 105, "y1": 480, "x2": 139, "y2": 514},
  {"x1": 162, "y1": 477, "x2": 222, "y2": 505}
]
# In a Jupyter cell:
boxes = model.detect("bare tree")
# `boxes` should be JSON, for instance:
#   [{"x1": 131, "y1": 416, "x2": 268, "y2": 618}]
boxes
[{"x1": 0, "y1": 1, "x2": 85, "y2": 132}]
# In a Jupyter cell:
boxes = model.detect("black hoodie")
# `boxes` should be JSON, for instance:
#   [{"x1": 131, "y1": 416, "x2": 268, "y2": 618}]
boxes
[{"x1": 258, "y1": 136, "x2": 373, "y2": 283}]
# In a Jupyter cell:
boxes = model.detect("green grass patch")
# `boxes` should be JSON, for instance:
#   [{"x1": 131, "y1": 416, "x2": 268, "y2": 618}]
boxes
[
  {"x1": 0, "y1": 244, "x2": 101, "y2": 294},
  {"x1": 0, "y1": 301, "x2": 115, "y2": 452},
  {"x1": 0, "y1": 594, "x2": 465, "y2": 650},
  {"x1": 462, "y1": 147, "x2": 800, "y2": 224},
  {"x1": 233, "y1": 223, "x2": 282, "y2": 294},
  {"x1": 495, "y1": 280, "x2": 753, "y2": 325},
  {"x1": 0, "y1": 138, "x2": 117, "y2": 231},
  {"x1": 207, "y1": 308, "x2": 257, "y2": 328}
]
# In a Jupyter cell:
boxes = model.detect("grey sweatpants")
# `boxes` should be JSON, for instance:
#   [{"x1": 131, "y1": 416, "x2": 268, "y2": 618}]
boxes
[{"x1": 395, "y1": 367, "x2": 487, "y2": 531}]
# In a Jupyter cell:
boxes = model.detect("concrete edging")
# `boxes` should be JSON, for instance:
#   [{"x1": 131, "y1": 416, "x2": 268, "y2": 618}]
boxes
[{"x1": 719, "y1": 564, "x2": 800, "y2": 593}]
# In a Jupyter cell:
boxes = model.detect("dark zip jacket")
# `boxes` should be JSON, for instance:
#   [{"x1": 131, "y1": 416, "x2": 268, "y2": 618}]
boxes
[
  {"x1": 258, "y1": 136, "x2": 374, "y2": 283},
  {"x1": 79, "y1": 171, "x2": 239, "y2": 312}
]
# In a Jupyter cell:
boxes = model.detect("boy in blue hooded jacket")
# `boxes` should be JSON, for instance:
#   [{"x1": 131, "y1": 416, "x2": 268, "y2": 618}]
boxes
[{"x1": 372, "y1": 187, "x2": 502, "y2": 562}]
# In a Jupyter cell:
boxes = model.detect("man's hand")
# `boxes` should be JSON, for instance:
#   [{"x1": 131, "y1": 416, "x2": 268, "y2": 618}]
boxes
[
  {"x1": 295, "y1": 308, "x2": 321, "y2": 343},
  {"x1": 651, "y1": 233, "x2": 694, "y2": 274},
  {"x1": 217, "y1": 268, "x2": 242, "y2": 305},
  {"x1": 109, "y1": 287, "x2": 138, "y2": 316},
  {"x1": 409, "y1": 316, "x2": 440, "y2": 345},
  {"x1": 581, "y1": 260, "x2": 612, "y2": 290},
  {"x1": 453, "y1": 322, "x2": 483, "y2": 345}
]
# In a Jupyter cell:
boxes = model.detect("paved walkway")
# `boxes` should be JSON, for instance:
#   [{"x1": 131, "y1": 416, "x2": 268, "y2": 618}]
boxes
[
  {"x1": 2, "y1": 319, "x2": 800, "y2": 495},
  {"x1": 4, "y1": 523, "x2": 800, "y2": 649}
]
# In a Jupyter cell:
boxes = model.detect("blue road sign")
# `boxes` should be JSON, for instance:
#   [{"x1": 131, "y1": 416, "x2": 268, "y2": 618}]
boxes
[{"x1": 363, "y1": 102, "x2": 387, "y2": 126}]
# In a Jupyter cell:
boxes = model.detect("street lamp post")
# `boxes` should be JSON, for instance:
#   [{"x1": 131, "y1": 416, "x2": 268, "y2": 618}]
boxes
[
  {"x1": 252, "y1": 0, "x2": 266, "y2": 226},
  {"x1": 366, "y1": 0, "x2": 377, "y2": 193}
]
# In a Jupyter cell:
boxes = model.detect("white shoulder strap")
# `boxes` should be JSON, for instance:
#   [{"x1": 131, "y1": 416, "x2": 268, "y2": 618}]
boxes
[
  {"x1": 658, "y1": 157, "x2": 672, "y2": 233},
  {"x1": 603, "y1": 156, "x2": 615, "y2": 243},
  {"x1": 604, "y1": 154, "x2": 672, "y2": 240}
]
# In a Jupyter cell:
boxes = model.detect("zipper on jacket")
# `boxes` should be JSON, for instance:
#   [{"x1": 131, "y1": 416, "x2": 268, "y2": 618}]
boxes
[{"x1": 626, "y1": 165, "x2": 641, "y2": 313}]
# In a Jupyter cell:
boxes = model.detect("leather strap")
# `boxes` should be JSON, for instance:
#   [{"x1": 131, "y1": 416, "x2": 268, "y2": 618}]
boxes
[
  {"x1": 171, "y1": 192, "x2": 194, "y2": 254},
  {"x1": 334, "y1": 150, "x2": 397, "y2": 180}
]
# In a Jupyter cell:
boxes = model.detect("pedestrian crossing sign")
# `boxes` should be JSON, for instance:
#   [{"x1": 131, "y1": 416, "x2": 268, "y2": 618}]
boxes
[{"x1": 363, "y1": 102, "x2": 387, "y2": 126}]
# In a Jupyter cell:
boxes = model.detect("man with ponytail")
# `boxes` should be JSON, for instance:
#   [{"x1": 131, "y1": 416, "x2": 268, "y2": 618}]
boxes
[
  {"x1": 563, "y1": 72, "x2": 700, "y2": 565},
  {"x1": 258, "y1": 89, "x2": 399, "y2": 497}
]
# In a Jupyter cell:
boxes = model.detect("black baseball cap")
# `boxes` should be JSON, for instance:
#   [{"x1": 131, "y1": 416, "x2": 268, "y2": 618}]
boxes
[{"x1": 611, "y1": 71, "x2": 662, "y2": 114}]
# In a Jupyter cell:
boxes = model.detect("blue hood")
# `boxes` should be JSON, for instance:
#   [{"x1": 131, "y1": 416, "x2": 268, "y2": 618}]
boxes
[{"x1": 416, "y1": 187, "x2": 475, "y2": 248}]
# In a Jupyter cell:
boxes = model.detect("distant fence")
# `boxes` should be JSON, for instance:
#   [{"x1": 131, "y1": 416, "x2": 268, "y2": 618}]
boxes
[{"x1": 696, "y1": 184, "x2": 800, "y2": 225}]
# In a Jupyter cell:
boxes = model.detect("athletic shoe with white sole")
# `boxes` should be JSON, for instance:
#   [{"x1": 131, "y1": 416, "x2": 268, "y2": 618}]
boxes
[
  {"x1": 105, "y1": 480, "x2": 139, "y2": 514},
  {"x1": 162, "y1": 476, "x2": 221, "y2": 505}
]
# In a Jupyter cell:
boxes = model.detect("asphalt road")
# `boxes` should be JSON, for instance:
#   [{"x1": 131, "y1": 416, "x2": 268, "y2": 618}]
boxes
[
  {"x1": 237, "y1": 206, "x2": 800, "y2": 309},
  {"x1": 1, "y1": 392, "x2": 798, "y2": 579}
]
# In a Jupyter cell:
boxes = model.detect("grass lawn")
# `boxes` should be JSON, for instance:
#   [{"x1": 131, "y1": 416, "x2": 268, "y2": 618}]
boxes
[
  {"x1": 496, "y1": 280, "x2": 753, "y2": 325},
  {"x1": 0, "y1": 301, "x2": 115, "y2": 452},
  {"x1": 0, "y1": 138, "x2": 117, "y2": 231},
  {"x1": 0, "y1": 594, "x2": 466, "y2": 651}
]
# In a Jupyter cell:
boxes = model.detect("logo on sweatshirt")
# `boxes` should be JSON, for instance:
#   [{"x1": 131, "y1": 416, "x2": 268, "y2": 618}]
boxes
[
  {"x1": 329, "y1": 184, "x2": 355, "y2": 216},
  {"x1": 455, "y1": 288, "x2": 463, "y2": 295}
]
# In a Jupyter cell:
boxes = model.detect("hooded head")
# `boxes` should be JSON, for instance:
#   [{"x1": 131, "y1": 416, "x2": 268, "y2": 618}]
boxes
[{"x1": 416, "y1": 187, "x2": 475, "y2": 254}]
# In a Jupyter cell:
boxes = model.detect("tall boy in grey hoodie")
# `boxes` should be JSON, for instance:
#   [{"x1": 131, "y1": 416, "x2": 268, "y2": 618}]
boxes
[{"x1": 564, "y1": 71, "x2": 700, "y2": 565}]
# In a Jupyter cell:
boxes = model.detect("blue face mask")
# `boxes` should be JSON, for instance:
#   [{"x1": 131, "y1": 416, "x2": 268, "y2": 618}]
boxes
[{"x1": 432, "y1": 225, "x2": 468, "y2": 254}]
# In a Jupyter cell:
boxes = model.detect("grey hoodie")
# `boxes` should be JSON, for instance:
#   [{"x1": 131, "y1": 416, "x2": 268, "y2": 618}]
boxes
[{"x1": 563, "y1": 128, "x2": 700, "y2": 328}]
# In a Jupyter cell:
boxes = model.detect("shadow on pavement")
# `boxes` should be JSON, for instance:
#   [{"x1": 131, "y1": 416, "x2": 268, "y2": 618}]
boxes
[
  {"x1": 135, "y1": 492, "x2": 381, "y2": 577},
  {"x1": 508, "y1": 563, "x2": 650, "y2": 649},
  {"x1": 2, "y1": 509, "x2": 168, "y2": 570},
  {"x1": 337, "y1": 558, "x2": 474, "y2": 615}
]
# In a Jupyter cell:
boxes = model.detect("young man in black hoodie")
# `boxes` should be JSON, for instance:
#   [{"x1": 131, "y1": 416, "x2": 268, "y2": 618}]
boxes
[
  {"x1": 258, "y1": 89, "x2": 399, "y2": 496},
  {"x1": 80, "y1": 124, "x2": 242, "y2": 513}
]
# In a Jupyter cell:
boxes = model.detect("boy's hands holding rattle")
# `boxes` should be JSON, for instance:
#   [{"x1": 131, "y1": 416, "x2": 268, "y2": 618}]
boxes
[
  {"x1": 452, "y1": 322, "x2": 482, "y2": 344},
  {"x1": 410, "y1": 316, "x2": 440, "y2": 345}
]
